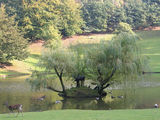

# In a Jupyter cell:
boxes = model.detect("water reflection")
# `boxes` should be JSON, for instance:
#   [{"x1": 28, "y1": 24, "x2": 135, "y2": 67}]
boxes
[{"x1": 0, "y1": 75, "x2": 160, "y2": 113}]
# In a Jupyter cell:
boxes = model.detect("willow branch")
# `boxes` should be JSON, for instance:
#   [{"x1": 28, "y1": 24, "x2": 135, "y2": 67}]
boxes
[
  {"x1": 102, "y1": 67, "x2": 116, "y2": 86},
  {"x1": 102, "y1": 84, "x2": 110, "y2": 89},
  {"x1": 47, "y1": 86, "x2": 63, "y2": 93},
  {"x1": 54, "y1": 67, "x2": 60, "y2": 77}
]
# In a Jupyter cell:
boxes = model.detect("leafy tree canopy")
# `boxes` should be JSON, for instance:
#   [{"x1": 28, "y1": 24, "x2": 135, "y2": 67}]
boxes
[
  {"x1": 0, "y1": 4, "x2": 28, "y2": 63},
  {"x1": 0, "y1": 0, "x2": 84, "y2": 42}
]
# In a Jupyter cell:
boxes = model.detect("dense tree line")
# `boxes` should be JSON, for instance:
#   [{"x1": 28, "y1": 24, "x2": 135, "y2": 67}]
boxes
[
  {"x1": 81, "y1": 0, "x2": 160, "y2": 32},
  {"x1": 0, "y1": 0, "x2": 159, "y2": 40},
  {"x1": 0, "y1": 0, "x2": 83, "y2": 42}
]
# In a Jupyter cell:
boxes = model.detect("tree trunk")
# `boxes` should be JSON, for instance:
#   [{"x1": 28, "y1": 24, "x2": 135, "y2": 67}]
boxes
[
  {"x1": 95, "y1": 68, "x2": 116, "y2": 97},
  {"x1": 59, "y1": 75, "x2": 66, "y2": 96},
  {"x1": 54, "y1": 67, "x2": 66, "y2": 96}
]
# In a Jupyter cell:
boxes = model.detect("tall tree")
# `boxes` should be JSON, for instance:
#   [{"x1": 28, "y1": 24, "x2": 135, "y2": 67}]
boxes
[
  {"x1": 0, "y1": 4, "x2": 28, "y2": 63},
  {"x1": 58, "y1": 0, "x2": 84, "y2": 36},
  {"x1": 85, "y1": 32, "x2": 146, "y2": 96},
  {"x1": 124, "y1": 0, "x2": 148, "y2": 29},
  {"x1": 28, "y1": 48, "x2": 77, "y2": 96},
  {"x1": 81, "y1": 0, "x2": 108, "y2": 32},
  {"x1": 144, "y1": 0, "x2": 160, "y2": 26}
]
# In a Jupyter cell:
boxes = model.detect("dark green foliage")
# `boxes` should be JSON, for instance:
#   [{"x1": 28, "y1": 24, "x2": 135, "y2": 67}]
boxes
[
  {"x1": 0, "y1": 0, "x2": 159, "y2": 39},
  {"x1": 124, "y1": 0, "x2": 148, "y2": 29},
  {"x1": 0, "y1": 5, "x2": 28, "y2": 63},
  {"x1": 81, "y1": 1, "x2": 108, "y2": 32},
  {"x1": 19, "y1": 0, "x2": 61, "y2": 41},
  {"x1": 81, "y1": 0, "x2": 160, "y2": 32},
  {"x1": 58, "y1": 0, "x2": 84, "y2": 36},
  {"x1": 144, "y1": 0, "x2": 160, "y2": 26},
  {"x1": 107, "y1": 7, "x2": 126, "y2": 32},
  {"x1": 0, "y1": 0, "x2": 84, "y2": 42}
]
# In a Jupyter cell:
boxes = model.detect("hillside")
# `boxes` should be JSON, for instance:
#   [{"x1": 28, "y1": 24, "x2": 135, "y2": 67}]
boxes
[{"x1": 0, "y1": 30, "x2": 160, "y2": 77}]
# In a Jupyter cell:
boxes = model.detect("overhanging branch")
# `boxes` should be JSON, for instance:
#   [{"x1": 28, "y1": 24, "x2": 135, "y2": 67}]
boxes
[
  {"x1": 102, "y1": 84, "x2": 110, "y2": 89},
  {"x1": 54, "y1": 66, "x2": 60, "y2": 77},
  {"x1": 47, "y1": 86, "x2": 63, "y2": 93}
]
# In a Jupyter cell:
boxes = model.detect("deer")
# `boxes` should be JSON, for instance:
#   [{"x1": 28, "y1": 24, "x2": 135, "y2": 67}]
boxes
[{"x1": 3, "y1": 101, "x2": 23, "y2": 117}]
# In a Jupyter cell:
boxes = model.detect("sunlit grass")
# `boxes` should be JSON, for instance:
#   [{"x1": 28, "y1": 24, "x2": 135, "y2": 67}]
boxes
[
  {"x1": 137, "y1": 30, "x2": 160, "y2": 72},
  {"x1": 0, "y1": 109, "x2": 160, "y2": 120},
  {"x1": 0, "y1": 42, "x2": 43, "y2": 76},
  {"x1": 63, "y1": 34, "x2": 114, "y2": 47}
]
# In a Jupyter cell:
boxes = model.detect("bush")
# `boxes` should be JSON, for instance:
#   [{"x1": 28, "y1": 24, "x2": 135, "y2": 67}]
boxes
[{"x1": 114, "y1": 22, "x2": 134, "y2": 34}]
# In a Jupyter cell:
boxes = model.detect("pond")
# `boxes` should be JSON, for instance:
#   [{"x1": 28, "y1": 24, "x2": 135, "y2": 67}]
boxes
[{"x1": 0, "y1": 75, "x2": 160, "y2": 113}]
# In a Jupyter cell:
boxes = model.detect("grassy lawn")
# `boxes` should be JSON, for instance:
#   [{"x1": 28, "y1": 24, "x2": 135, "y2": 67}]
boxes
[
  {"x1": 0, "y1": 43, "x2": 43, "y2": 76},
  {"x1": 0, "y1": 109, "x2": 160, "y2": 120},
  {"x1": 137, "y1": 30, "x2": 160, "y2": 72}
]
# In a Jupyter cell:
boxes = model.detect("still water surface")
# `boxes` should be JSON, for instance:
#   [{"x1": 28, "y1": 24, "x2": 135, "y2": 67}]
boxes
[{"x1": 0, "y1": 75, "x2": 160, "y2": 113}]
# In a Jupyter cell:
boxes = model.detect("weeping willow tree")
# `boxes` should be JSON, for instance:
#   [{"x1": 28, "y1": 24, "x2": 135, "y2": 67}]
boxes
[
  {"x1": 28, "y1": 32, "x2": 146, "y2": 98},
  {"x1": 28, "y1": 48, "x2": 77, "y2": 97},
  {"x1": 86, "y1": 32, "x2": 146, "y2": 96}
]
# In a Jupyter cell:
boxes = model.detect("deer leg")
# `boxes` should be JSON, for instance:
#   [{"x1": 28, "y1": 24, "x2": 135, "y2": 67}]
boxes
[
  {"x1": 16, "y1": 110, "x2": 19, "y2": 117},
  {"x1": 8, "y1": 110, "x2": 13, "y2": 117},
  {"x1": 21, "y1": 110, "x2": 23, "y2": 116},
  {"x1": 7, "y1": 111, "x2": 11, "y2": 117}
]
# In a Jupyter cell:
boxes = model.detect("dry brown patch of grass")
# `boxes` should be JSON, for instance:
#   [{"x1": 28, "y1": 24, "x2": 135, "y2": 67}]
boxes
[
  {"x1": 29, "y1": 40, "x2": 44, "y2": 54},
  {"x1": 143, "y1": 26, "x2": 160, "y2": 31},
  {"x1": 63, "y1": 33, "x2": 113, "y2": 47}
]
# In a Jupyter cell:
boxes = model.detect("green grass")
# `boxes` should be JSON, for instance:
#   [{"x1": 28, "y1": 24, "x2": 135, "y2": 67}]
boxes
[
  {"x1": 137, "y1": 30, "x2": 160, "y2": 72},
  {"x1": 0, "y1": 109, "x2": 160, "y2": 120},
  {"x1": 0, "y1": 44, "x2": 42, "y2": 76}
]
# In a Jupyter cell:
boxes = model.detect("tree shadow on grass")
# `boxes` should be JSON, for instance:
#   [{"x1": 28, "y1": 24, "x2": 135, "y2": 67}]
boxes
[
  {"x1": 0, "y1": 70, "x2": 29, "y2": 78},
  {"x1": 24, "y1": 54, "x2": 41, "y2": 67},
  {"x1": 30, "y1": 54, "x2": 40, "y2": 59}
]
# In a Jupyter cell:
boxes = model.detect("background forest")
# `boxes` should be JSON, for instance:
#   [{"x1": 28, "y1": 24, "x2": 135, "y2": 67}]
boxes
[{"x1": 0, "y1": 0, "x2": 159, "y2": 63}]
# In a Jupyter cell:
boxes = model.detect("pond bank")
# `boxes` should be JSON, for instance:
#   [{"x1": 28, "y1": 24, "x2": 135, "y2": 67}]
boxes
[{"x1": 0, "y1": 109, "x2": 160, "y2": 120}]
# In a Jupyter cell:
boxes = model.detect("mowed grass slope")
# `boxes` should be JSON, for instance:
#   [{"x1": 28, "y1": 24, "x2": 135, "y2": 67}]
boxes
[
  {"x1": 1, "y1": 109, "x2": 160, "y2": 120},
  {"x1": 0, "y1": 42, "x2": 43, "y2": 76},
  {"x1": 137, "y1": 30, "x2": 160, "y2": 72}
]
